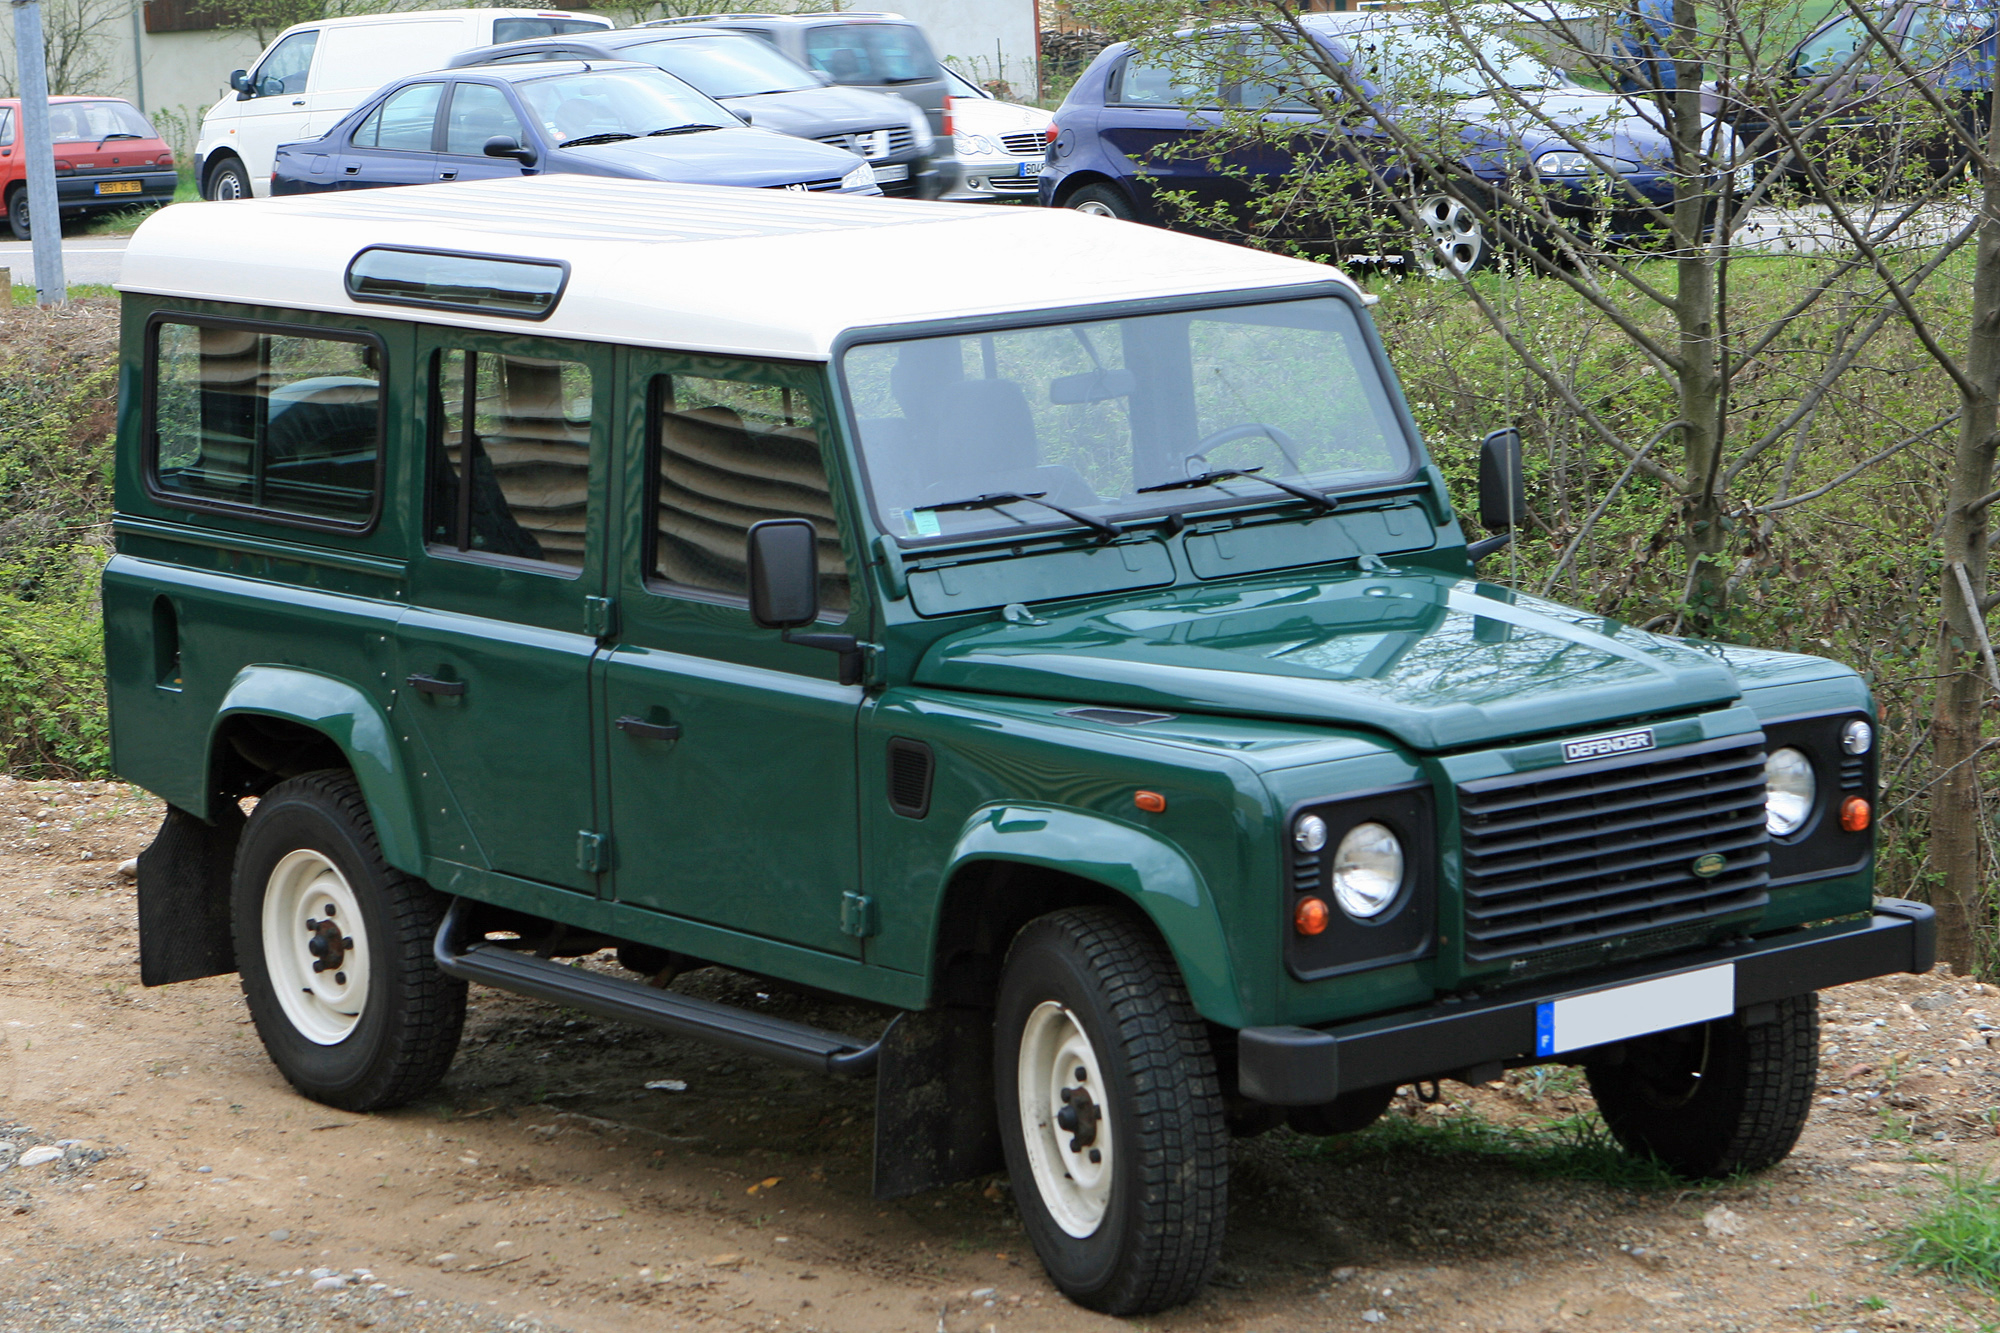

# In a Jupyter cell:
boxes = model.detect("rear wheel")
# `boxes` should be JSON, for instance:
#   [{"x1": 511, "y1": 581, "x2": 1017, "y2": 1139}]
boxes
[
  {"x1": 995, "y1": 908, "x2": 1226, "y2": 1314},
  {"x1": 1064, "y1": 183, "x2": 1136, "y2": 221},
  {"x1": 1583, "y1": 993, "x2": 1818, "y2": 1178},
  {"x1": 205, "y1": 157, "x2": 251, "y2": 201},
  {"x1": 232, "y1": 770, "x2": 465, "y2": 1111}
]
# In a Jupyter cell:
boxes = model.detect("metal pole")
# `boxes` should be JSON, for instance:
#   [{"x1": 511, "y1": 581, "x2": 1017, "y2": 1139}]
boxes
[
  {"x1": 12, "y1": 0, "x2": 64, "y2": 306},
  {"x1": 129, "y1": 0, "x2": 145, "y2": 113}
]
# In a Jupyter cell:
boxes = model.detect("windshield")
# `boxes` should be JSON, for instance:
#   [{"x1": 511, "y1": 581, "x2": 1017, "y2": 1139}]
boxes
[
  {"x1": 625, "y1": 34, "x2": 818, "y2": 96},
  {"x1": 1349, "y1": 25, "x2": 1567, "y2": 97},
  {"x1": 48, "y1": 99, "x2": 155, "y2": 142},
  {"x1": 803, "y1": 22, "x2": 937, "y2": 84},
  {"x1": 843, "y1": 299, "x2": 1414, "y2": 544},
  {"x1": 519, "y1": 67, "x2": 732, "y2": 142}
]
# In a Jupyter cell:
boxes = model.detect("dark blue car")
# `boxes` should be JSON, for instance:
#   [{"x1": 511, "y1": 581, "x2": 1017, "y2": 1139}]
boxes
[
  {"x1": 273, "y1": 61, "x2": 878, "y2": 198},
  {"x1": 1040, "y1": 14, "x2": 1684, "y2": 275}
]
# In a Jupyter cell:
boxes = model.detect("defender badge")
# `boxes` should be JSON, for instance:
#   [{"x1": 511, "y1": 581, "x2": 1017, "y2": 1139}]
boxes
[
  {"x1": 1690, "y1": 853, "x2": 1728, "y2": 879},
  {"x1": 1562, "y1": 727, "x2": 1656, "y2": 763}
]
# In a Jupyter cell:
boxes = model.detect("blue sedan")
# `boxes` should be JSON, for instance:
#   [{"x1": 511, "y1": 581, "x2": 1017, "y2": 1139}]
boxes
[
  {"x1": 1040, "y1": 14, "x2": 1684, "y2": 275},
  {"x1": 273, "y1": 61, "x2": 879, "y2": 197}
]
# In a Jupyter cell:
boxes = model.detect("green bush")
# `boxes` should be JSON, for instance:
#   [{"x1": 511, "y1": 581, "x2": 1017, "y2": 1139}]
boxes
[{"x1": 0, "y1": 548, "x2": 110, "y2": 777}]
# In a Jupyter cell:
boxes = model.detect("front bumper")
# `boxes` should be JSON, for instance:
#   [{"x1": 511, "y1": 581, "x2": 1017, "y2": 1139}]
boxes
[
  {"x1": 1239, "y1": 898, "x2": 1935, "y2": 1105},
  {"x1": 948, "y1": 154, "x2": 1043, "y2": 201}
]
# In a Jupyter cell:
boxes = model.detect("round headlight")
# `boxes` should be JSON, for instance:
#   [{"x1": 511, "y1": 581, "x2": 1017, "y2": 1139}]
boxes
[
  {"x1": 1294, "y1": 813, "x2": 1327, "y2": 854},
  {"x1": 1841, "y1": 719, "x2": 1874, "y2": 755},
  {"x1": 1765, "y1": 747, "x2": 1816, "y2": 836},
  {"x1": 1331, "y1": 821, "x2": 1404, "y2": 919}
]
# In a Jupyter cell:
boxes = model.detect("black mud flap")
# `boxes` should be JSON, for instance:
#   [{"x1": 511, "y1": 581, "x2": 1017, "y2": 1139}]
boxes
[
  {"x1": 137, "y1": 802, "x2": 244, "y2": 986},
  {"x1": 872, "y1": 1007, "x2": 1002, "y2": 1200}
]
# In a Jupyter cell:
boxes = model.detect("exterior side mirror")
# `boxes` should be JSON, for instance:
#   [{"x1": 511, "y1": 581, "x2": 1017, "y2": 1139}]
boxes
[
  {"x1": 735, "y1": 109, "x2": 753, "y2": 125},
  {"x1": 1478, "y1": 427, "x2": 1526, "y2": 531},
  {"x1": 483, "y1": 135, "x2": 538, "y2": 166},
  {"x1": 747, "y1": 518, "x2": 820, "y2": 629},
  {"x1": 231, "y1": 69, "x2": 252, "y2": 99}
]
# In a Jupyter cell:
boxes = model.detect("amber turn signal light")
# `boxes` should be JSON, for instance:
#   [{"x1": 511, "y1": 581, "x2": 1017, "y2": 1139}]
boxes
[
  {"x1": 1840, "y1": 796, "x2": 1871, "y2": 832},
  {"x1": 1134, "y1": 790, "x2": 1166, "y2": 813},
  {"x1": 1294, "y1": 896, "x2": 1329, "y2": 936}
]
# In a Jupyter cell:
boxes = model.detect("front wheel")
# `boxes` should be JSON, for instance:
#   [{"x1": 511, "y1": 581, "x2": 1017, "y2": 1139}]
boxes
[
  {"x1": 995, "y1": 908, "x2": 1226, "y2": 1315},
  {"x1": 205, "y1": 157, "x2": 252, "y2": 201},
  {"x1": 1583, "y1": 992, "x2": 1818, "y2": 1178},
  {"x1": 232, "y1": 770, "x2": 465, "y2": 1111},
  {"x1": 7, "y1": 186, "x2": 30, "y2": 241}
]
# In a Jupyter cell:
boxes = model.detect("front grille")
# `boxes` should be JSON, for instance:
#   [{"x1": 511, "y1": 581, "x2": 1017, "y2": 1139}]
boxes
[
  {"x1": 1000, "y1": 130, "x2": 1046, "y2": 155},
  {"x1": 1457, "y1": 735, "x2": 1770, "y2": 963},
  {"x1": 771, "y1": 177, "x2": 846, "y2": 192},
  {"x1": 815, "y1": 126, "x2": 915, "y2": 159},
  {"x1": 985, "y1": 175, "x2": 1041, "y2": 193}
]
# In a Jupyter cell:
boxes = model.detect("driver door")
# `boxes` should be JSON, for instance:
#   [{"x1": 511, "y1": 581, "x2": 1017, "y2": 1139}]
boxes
[{"x1": 232, "y1": 27, "x2": 321, "y2": 190}]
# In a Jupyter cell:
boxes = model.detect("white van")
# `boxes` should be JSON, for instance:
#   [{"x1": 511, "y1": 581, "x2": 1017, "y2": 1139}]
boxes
[{"x1": 194, "y1": 7, "x2": 610, "y2": 200}]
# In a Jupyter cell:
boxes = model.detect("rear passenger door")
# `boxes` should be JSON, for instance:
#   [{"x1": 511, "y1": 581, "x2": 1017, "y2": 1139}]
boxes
[
  {"x1": 598, "y1": 353, "x2": 866, "y2": 957},
  {"x1": 332, "y1": 82, "x2": 443, "y2": 189},
  {"x1": 396, "y1": 332, "x2": 612, "y2": 895}
]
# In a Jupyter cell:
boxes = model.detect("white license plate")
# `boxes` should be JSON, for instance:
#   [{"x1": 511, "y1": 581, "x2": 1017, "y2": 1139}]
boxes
[
  {"x1": 873, "y1": 163, "x2": 909, "y2": 183},
  {"x1": 1534, "y1": 963, "x2": 1734, "y2": 1057},
  {"x1": 1016, "y1": 160, "x2": 1043, "y2": 177}
]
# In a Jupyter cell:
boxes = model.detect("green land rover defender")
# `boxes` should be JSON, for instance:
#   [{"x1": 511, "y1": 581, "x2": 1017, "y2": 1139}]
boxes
[{"x1": 106, "y1": 177, "x2": 1931, "y2": 1314}]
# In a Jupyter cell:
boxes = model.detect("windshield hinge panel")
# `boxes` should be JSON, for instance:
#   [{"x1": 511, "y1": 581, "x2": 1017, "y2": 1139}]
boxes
[
  {"x1": 576, "y1": 830, "x2": 614, "y2": 875},
  {"x1": 585, "y1": 595, "x2": 617, "y2": 639}
]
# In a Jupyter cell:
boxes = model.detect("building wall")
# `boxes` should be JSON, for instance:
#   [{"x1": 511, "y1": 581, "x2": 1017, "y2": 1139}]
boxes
[{"x1": 890, "y1": 0, "x2": 1038, "y2": 95}]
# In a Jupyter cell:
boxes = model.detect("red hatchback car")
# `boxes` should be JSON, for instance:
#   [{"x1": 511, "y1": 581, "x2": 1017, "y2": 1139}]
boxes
[{"x1": 0, "y1": 96, "x2": 177, "y2": 239}]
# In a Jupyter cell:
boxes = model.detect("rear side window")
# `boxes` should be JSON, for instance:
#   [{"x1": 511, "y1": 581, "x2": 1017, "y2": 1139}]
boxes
[
  {"x1": 802, "y1": 23, "x2": 936, "y2": 83},
  {"x1": 427, "y1": 349, "x2": 594, "y2": 569},
  {"x1": 493, "y1": 17, "x2": 610, "y2": 42},
  {"x1": 650, "y1": 372, "x2": 848, "y2": 613},
  {"x1": 352, "y1": 83, "x2": 443, "y2": 151},
  {"x1": 149, "y1": 319, "x2": 382, "y2": 528}
]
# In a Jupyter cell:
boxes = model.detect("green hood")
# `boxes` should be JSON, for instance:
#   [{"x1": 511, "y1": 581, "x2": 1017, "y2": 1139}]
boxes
[{"x1": 914, "y1": 569, "x2": 1744, "y2": 751}]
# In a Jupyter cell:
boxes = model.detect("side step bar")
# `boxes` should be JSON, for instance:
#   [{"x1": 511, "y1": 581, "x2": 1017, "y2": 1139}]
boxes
[{"x1": 431, "y1": 899, "x2": 882, "y2": 1076}]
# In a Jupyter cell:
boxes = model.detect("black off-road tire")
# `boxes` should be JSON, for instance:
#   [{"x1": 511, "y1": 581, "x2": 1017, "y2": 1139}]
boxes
[
  {"x1": 995, "y1": 907, "x2": 1227, "y2": 1315},
  {"x1": 1583, "y1": 992, "x2": 1818, "y2": 1178},
  {"x1": 232, "y1": 770, "x2": 465, "y2": 1112}
]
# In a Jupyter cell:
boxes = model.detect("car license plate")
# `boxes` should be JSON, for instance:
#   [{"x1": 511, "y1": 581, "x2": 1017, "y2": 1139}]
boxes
[
  {"x1": 95, "y1": 180, "x2": 142, "y2": 195},
  {"x1": 873, "y1": 163, "x2": 909, "y2": 183},
  {"x1": 1534, "y1": 963, "x2": 1733, "y2": 1057},
  {"x1": 1016, "y1": 161, "x2": 1043, "y2": 177}
]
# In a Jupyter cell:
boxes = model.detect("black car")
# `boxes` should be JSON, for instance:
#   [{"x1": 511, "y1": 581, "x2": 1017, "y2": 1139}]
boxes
[
  {"x1": 448, "y1": 26, "x2": 949, "y2": 198},
  {"x1": 272, "y1": 61, "x2": 878, "y2": 198}
]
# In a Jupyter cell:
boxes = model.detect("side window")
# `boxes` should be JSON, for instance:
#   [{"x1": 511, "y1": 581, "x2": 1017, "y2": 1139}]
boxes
[
  {"x1": 150, "y1": 320, "x2": 381, "y2": 526},
  {"x1": 253, "y1": 30, "x2": 319, "y2": 98},
  {"x1": 0, "y1": 109, "x2": 14, "y2": 147},
  {"x1": 1118, "y1": 50, "x2": 1216, "y2": 106},
  {"x1": 444, "y1": 82, "x2": 527, "y2": 155},
  {"x1": 651, "y1": 372, "x2": 848, "y2": 614},
  {"x1": 427, "y1": 349, "x2": 593, "y2": 569},
  {"x1": 353, "y1": 82, "x2": 442, "y2": 152}
]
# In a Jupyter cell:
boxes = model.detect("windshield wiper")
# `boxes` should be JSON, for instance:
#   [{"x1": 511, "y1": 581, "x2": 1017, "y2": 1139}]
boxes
[
  {"x1": 560, "y1": 131, "x2": 639, "y2": 147},
  {"x1": 1136, "y1": 467, "x2": 1339, "y2": 512},
  {"x1": 647, "y1": 123, "x2": 727, "y2": 135},
  {"x1": 918, "y1": 491, "x2": 1123, "y2": 542}
]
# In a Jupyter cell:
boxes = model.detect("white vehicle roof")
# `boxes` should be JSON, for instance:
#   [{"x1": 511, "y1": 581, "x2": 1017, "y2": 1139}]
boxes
[
  {"x1": 272, "y1": 6, "x2": 604, "y2": 34},
  {"x1": 118, "y1": 178, "x2": 1362, "y2": 361}
]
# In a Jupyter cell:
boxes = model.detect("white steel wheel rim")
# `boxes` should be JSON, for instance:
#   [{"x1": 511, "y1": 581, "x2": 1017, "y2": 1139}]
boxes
[
  {"x1": 214, "y1": 171, "x2": 243, "y2": 200},
  {"x1": 262, "y1": 850, "x2": 371, "y2": 1046},
  {"x1": 1413, "y1": 194, "x2": 1485, "y2": 278},
  {"x1": 1071, "y1": 198, "x2": 1120, "y2": 218},
  {"x1": 1017, "y1": 1000, "x2": 1114, "y2": 1238}
]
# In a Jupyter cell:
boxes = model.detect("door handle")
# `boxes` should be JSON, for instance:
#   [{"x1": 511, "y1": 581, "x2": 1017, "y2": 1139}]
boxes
[
  {"x1": 406, "y1": 673, "x2": 466, "y2": 698},
  {"x1": 290, "y1": 99, "x2": 305, "y2": 106},
  {"x1": 343, "y1": 165, "x2": 360, "y2": 174},
  {"x1": 616, "y1": 715, "x2": 681, "y2": 742},
  {"x1": 438, "y1": 169, "x2": 458, "y2": 181}
]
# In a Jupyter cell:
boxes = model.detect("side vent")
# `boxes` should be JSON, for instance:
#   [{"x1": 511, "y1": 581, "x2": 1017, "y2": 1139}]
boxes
[{"x1": 886, "y1": 738, "x2": 934, "y2": 819}]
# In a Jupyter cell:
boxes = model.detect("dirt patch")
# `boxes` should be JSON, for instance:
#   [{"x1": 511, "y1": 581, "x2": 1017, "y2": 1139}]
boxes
[{"x1": 1, "y1": 776, "x2": 1996, "y2": 1331}]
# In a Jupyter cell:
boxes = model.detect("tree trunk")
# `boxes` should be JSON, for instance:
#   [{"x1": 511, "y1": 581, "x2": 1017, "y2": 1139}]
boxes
[
  {"x1": 1929, "y1": 108, "x2": 2000, "y2": 974},
  {"x1": 1669, "y1": 0, "x2": 1725, "y2": 629}
]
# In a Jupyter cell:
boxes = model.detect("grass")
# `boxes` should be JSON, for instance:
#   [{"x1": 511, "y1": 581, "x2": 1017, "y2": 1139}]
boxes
[
  {"x1": 7, "y1": 284, "x2": 117, "y2": 304},
  {"x1": 1890, "y1": 1171, "x2": 2000, "y2": 1295},
  {"x1": 1296, "y1": 1104, "x2": 1700, "y2": 1192}
]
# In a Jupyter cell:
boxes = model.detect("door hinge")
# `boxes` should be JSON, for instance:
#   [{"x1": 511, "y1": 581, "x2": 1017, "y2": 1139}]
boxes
[
  {"x1": 584, "y1": 595, "x2": 618, "y2": 639},
  {"x1": 577, "y1": 830, "x2": 614, "y2": 875},
  {"x1": 840, "y1": 891, "x2": 878, "y2": 939}
]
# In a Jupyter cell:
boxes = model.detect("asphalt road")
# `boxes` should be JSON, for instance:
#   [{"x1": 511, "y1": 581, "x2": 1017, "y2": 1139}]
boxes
[{"x1": 0, "y1": 235, "x2": 129, "y2": 287}]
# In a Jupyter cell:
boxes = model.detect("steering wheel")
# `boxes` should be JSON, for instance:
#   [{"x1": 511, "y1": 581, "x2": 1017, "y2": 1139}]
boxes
[{"x1": 1187, "y1": 422, "x2": 1303, "y2": 476}]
